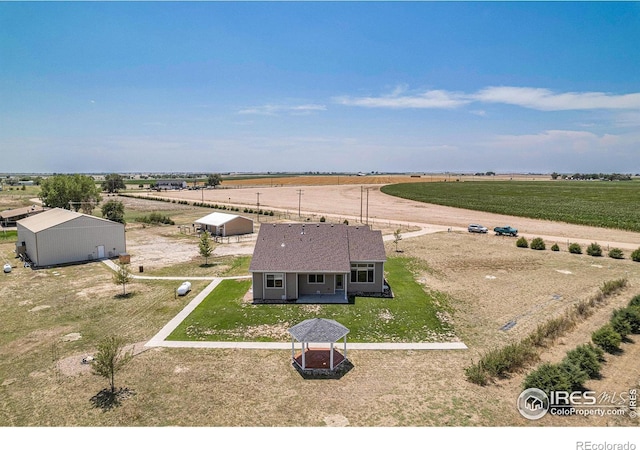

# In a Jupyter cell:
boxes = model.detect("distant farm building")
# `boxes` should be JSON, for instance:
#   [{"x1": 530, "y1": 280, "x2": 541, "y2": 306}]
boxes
[
  {"x1": 1, "y1": 205, "x2": 46, "y2": 227},
  {"x1": 195, "y1": 212, "x2": 254, "y2": 237},
  {"x1": 16, "y1": 208, "x2": 126, "y2": 267},
  {"x1": 154, "y1": 179, "x2": 187, "y2": 190}
]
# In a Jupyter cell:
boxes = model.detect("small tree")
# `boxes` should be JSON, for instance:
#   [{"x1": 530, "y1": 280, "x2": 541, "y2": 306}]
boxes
[
  {"x1": 101, "y1": 200, "x2": 125, "y2": 224},
  {"x1": 608, "y1": 248, "x2": 624, "y2": 259},
  {"x1": 530, "y1": 237, "x2": 545, "y2": 250},
  {"x1": 101, "y1": 173, "x2": 126, "y2": 194},
  {"x1": 199, "y1": 231, "x2": 213, "y2": 265},
  {"x1": 551, "y1": 243, "x2": 560, "y2": 252},
  {"x1": 592, "y1": 324, "x2": 622, "y2": 354},
  {"x1": 516, "y1": 237, "x2": 528, "y2": 248},
  {"x1": 586, "y1": 242, "x2": 602, "y2": 257},
  {"x1": 91, "y1": 335, "x2": 133, "y2": 394},
  {"x1": 568, "y1": 243, "x2": 582, "y2": 254},
  {"x1": 206, "y1": 173, "x2": 222, "y2": 188},
  {"x1": 631, "y1": 248, "x2": 640, "y2": 262},
  {"x1": 393, "y1": 229, "x2": 402, "y2": 252},
  {"x1": 113, "y1": 262, "x2": 132, "y2": 296}
]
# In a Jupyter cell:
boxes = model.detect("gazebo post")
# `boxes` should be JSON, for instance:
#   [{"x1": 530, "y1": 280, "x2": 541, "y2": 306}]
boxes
[
  {"x1": 330, "y1": 342, "x2": 334, "y2": 370},
  {"x1": 302, "y1": 342, "x2": 306, "y2": 369},
  {"x1": 344, "y1": 335, "x2": 347, "y2": 359},
  {"x1": 291, "y1": 337, "x2": 295, "y2": 365}
]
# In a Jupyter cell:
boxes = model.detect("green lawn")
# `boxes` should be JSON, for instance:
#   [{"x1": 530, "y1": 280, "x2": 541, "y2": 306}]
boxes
[
  {"x1": 0, "y1": 230, "x2": 17, "y2": 241},
  {"x1": 381, "y1": 180, "x2": 640, "y2": 232},
  {"x1": 167, "y1": 256, "x2": 454, "y2": 343}
]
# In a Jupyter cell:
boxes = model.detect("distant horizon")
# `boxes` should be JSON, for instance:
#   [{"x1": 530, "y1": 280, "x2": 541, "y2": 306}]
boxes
[{"x1": 2, "y1": 170, "x2": 638, "y2": 178}]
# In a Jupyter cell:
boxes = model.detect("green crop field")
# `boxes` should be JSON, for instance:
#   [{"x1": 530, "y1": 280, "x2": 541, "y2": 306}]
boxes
[{"x1": 381, "y1": 181, "x2": 640, "y2": 232}]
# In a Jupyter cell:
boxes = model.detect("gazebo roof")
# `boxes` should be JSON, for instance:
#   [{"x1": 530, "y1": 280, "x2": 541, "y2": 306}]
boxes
[{"x1": 288, "y1": 318, "x2": 349, "y2": 343}]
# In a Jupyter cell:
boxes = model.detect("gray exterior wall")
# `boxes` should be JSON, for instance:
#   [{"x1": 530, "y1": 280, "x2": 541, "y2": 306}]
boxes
[
  {"x1": 252, "y1": 272, "x2": 264, "y2": 300},
  {"x1": 348, "y1": 262, "x2": 385, "y2": 294},
  {"x1": 19, "y1": 216, "x2": 125, "y2": 267},
  {"x1": 298, "y1": 273, "x2": 337, "y2": 295},
  {"x1": 252, "y1": 263, "x2": 385, "y2": 300}
]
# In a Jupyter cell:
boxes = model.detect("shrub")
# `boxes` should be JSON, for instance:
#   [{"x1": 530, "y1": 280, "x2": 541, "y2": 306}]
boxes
[
  {"x1": 464, "y1": 363, "x2": 488, "y2": 386},
  {"x1": 477, "y1": 341, "x2": 538, "y2": 379},
  {"x1": 592, "y1": 324, "x2": 622, "y2": 353},
  {"x1": 530, "y1": 237, "x2": 546, "y2": 250},
  {"x1": 600, "y1": 278, "x2": 627, "y2": 296},
  {"x1": 559, "y1": 360, "x2": 589, "y2": 391},
  {"x1": 610, "y1": 311, "x2": 632, "y2": 339},
  {"x1": 608, "y1": 248, "x2": 624, "y2": 259},
  {"x1": 343, "y1": 219, "x2": 349, "y2": 225},
  {"x1": 630, "y1": 295, "x2": 640, "y2": 308},
  {"x1": 632, "y1": 248, "x2": 640, "y2": 262},
  {"x1": 563, "y1": 344, "x2": 604, "y2": 379},
  {"x1": 586, "y1": 242, "x2": 603, "y2": 257},
  {"x1": 611, "y1": 306, "x2": 640, "y2": 334},
  {"x1": 551, "y1": 243, "x2": 560, "y2": 252},
  {"x1": 516, "y1": 237, "x2": 528, "y2": 248},
  {"x1": 523, "y1": 363, "x2": 573, "y2": 396},
  {"x1": 568, "y1": 243, "x2": 582, "y2": 254}
]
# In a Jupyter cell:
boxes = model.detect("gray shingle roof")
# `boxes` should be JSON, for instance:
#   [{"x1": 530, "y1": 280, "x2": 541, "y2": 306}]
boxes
[
  {"x1": 249, "y1": 223, "x2": 385, "y2": 273},
  {"x1": 288, "y1": 318, "x2": 349, "y2": 342}
]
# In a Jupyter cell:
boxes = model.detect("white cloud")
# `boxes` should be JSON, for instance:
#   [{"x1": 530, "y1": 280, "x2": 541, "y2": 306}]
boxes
[
  {"x1": 336, "y1": 85, "x2": 640, "y2": 111},
  {"x1": 238, "y1": 104, "x2": 326, "y2": 116},
  {"x1": 473, "y1": 86, "x2": 640, "y2": 111},
  {"x1": 334, "y1": 88, "x2": 469, "y2": 109}
]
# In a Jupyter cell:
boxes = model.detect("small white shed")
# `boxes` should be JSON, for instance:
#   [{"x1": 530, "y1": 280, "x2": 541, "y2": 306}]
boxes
[{"x1": 195, "y1": 212, "x2": 253, "y2": 237}]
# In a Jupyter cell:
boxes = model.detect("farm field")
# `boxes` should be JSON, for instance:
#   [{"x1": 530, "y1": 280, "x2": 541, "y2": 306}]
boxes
[
  {"x1": 381, "y1": 181, "x2": 640, "y2": 232},
  {"x1": 0, "y1": 177, "x2": 639, "y2": 430}
]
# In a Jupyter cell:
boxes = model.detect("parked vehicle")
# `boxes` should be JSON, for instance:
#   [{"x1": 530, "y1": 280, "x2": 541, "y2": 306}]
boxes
[
  {"x1": 176, "y1": 281, "x2": 192, "y2": 296},
  {"x1": 493, "y1": 226, "x2": 518, "y2": 236},
  {"x1": 468, "y1": 224, "x2": 488, "y2": 233}
]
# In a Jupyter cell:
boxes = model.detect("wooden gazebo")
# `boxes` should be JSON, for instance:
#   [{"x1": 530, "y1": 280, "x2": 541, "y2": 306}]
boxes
[{"x1": 288, "y1": 318, "x2": 349, "y2": 371}]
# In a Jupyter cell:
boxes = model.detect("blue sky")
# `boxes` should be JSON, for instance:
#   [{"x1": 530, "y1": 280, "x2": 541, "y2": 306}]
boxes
[{"x1": 1, "y1": 1, "x2": 640, "y2": 174}]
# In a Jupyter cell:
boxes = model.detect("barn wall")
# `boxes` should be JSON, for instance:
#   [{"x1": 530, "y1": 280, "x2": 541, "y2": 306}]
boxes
[
  {"x1": 223, "y1": 217, "x2": 253, "y2": 236},
  {"x1": 17, "y1": 223, "x2": 39, "y2": 265},
  {"x1": 35, "y1": 217, "x2": 126, "y2": 266}
]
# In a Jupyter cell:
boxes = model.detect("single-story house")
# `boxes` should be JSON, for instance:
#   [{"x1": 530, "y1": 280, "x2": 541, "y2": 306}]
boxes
[
  {"x1": 16, "y1": 208, "x2": 126, "y2": 267},
  {"x1": 249, "y1": 223, "x2": 387, "y2": 302},
  {"x1": 1, "y1": 205, "x2": 46, "y2": 227},
  {"x1": 195, "y1": 212, "x2": 254, "y2": 237},
  {"x1": 155, "y1": 179, "x2": 187, "y2": 190}
]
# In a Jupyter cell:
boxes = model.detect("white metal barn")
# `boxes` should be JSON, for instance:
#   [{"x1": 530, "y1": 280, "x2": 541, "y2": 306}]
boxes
[
  {"x1": 195, "y1": 212, "x2": 254, "y2": 237},
  {"x1": 16, "y1": 208, "x2": 126, "y2": 267}
]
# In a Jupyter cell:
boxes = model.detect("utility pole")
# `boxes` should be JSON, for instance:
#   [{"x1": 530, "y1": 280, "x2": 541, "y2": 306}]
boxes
[
  {"x1": 360, "y1": 186, "x2": 363, "y2": 223},
  {"x1": 256, "y1": 192, "x2": 261, "y2": 222},
  {"x1": 366, "y1": 187, "x2": 369, "y2": 225},
  {"x1": 297, "y1": 189, "x2": 303, "y2": 219}
]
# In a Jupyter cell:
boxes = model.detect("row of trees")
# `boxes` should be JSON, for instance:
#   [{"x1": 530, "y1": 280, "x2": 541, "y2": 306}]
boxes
[
  {"x1": 551, "y1": 172, "x2": 633, "y2": 181},
  {"x1": 38, "y1": 173, "x2": 222, "y2": 218}
]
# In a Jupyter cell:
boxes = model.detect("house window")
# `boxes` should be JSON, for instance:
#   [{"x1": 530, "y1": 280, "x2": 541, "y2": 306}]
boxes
[
  {"x1": 266, "y1": 273, "x2": 283, "y2": 288},
  {"x1": 308, "y1": 274, "x2": 324, "y2": 284},
  {"x1": 351, "y1": 263, "x2": 375, "y2": 283}
]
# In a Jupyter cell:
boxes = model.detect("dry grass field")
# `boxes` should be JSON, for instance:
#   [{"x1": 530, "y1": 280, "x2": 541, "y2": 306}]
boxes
[{"x1": 1, "y1": 177, "x2": 639, "y2": 429}]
